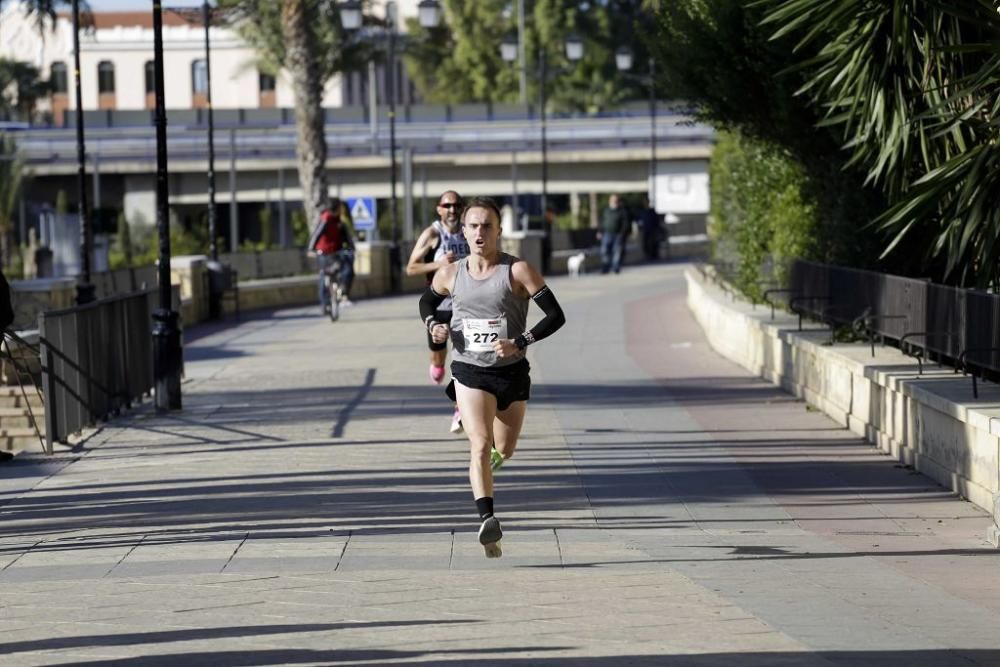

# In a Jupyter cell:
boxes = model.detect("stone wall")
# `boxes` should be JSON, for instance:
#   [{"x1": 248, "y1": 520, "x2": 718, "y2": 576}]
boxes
[{"x1": 685, "y1": 267, "x2": 1000, "y2": 547}]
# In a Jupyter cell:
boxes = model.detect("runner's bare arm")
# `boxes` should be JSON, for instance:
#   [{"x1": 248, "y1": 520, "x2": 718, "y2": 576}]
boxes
[
  {"x1": 494, "y1": 261, "x2": 567, "y2": 359},
  {"x1": 405, "y1": 226, "x2": 442, "y2": 276},
  {"x1": 510, "y1": 259, "x2": 545, "y2": 298}
]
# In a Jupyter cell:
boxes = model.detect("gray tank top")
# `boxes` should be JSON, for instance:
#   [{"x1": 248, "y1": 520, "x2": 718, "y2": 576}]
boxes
[
  {"x1": 450, "y1": 253, "x2": 529, "y2": 368},
  {"x1": 432, "y1": 220, "x2": 470, "y2": 311}
]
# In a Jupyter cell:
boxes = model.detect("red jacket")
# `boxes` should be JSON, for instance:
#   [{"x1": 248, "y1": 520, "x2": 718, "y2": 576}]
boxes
[{"x1": 314, "y1": 221, "x2": 343, "y2": 255}]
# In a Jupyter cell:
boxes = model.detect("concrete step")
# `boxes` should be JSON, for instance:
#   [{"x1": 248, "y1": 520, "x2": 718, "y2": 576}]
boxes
[
  {"x1": 0, "y1": 427, "x2": 44, "y2": 452},
  {"x1": 0, "y1": 406, "x2": 44, "y2": 431},
  {"x1": 0, "y1": 386, "x2": 44, "y2": 410}
]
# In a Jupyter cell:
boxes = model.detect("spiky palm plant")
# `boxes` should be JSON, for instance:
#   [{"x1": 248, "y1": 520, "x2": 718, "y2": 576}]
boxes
[
  {"x1": 0, "y1": 133, "x2": 24, "y2": 270},
  {"x1": 760, "y1": 0, "x2": 1000, "y2": 287}
]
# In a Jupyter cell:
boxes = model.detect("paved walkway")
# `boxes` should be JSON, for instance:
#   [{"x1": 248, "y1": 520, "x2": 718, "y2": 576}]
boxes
[{"x1": 1, "y1": 263, "x2": 999, "y2": 666}]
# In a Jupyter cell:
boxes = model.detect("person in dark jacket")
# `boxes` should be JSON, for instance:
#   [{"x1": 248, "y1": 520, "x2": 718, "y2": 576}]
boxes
[
  {"x1": 637, "y1": 197, "x2": 665, "y2": 262},
  {"x1": 598, "y1": 195, "x2": 630, "y2": 274}
]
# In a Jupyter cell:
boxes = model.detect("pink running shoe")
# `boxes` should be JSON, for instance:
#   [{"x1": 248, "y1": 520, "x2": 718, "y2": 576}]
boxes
[{"x1": 429, "y1": 364, "x2": 445, "y2": 385}]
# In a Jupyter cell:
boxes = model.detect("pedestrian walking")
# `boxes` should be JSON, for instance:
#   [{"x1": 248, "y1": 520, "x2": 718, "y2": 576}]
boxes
[
  {"x1": 637, "y1": 197, "x2": 665, "y2": 262},
  {"x1": 598, "y1": 194, "x2": 630, "y2": 274}
]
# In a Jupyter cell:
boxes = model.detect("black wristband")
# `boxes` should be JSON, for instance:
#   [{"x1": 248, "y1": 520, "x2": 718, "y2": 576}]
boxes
[{"x1": 514, "y1": 334, "x2": 530, "y2": 350}]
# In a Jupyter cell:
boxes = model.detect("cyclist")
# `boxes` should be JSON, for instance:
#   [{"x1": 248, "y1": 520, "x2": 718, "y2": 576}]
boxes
[{"x1": 308, "y1": 201, "x2": 355, "y2": 313}]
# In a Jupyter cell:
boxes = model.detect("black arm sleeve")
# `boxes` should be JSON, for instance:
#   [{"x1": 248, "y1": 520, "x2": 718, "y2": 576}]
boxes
[
  {"x1": 516, "y1": 285, "x2": 566, "y2": 348},
  {"x1": 419, "y1": 286, "x2": 446, "y2": 329}
]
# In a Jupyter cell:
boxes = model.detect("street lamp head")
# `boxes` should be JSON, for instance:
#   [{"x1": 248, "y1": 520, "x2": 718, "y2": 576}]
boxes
[
  {"x1": 615, "y1": 46, "x2": 633, "y2": 72},
  {"x1": 500, "y1": 34, "x2": 519, "y2": 63},
  {"x1": 338, "y1": 0, "x2": 363, "y2": 30},
  {"x1": 418, "y1": 0, "x2": 442, "y2": 29},
  {"x1": 565, "y1": 32, "x2": 584, "y2": 62}
]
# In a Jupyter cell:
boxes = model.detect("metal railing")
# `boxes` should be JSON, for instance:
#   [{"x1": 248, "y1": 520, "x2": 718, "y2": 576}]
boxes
[
  {"x1": 93, "y1": 265, "x2": 159, "y2": 299},
  {"x1": 39, "y1": 289, "x2": 156, "y2": 452},
  {"x1": 773, "y1": 260, "x2": 1000, "y2": 397},
  {"x1": 12, "y1": 108, "x2": 711, "y2": 170}
]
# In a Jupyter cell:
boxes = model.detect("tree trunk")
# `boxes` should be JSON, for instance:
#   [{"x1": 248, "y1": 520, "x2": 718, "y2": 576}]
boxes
[
  {"x1": 0, "y1": 228, "x2": 8, "y2": 272},
  {"x1": 280, "y1": 0, "x2": 329, "y2": 228}
]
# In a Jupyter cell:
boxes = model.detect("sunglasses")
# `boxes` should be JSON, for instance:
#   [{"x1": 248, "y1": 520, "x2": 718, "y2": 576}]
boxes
[{"x1": 438, "y1": 202, "x2": 461, "y2": 210}]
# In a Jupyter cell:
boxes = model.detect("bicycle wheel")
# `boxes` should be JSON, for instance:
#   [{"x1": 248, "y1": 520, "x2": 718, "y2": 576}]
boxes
[{"x1": 327, "y1": 275, "x2": 340, "y2": 322}]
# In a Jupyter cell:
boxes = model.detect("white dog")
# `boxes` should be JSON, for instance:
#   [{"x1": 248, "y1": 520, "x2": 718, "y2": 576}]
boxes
[{"x1": 566, "y1": 251, "x2": 587, "y2": 278}]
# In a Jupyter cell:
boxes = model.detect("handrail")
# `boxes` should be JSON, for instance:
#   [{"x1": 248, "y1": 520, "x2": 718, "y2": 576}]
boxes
[
  {"x1": 898, "y1": 332, "x2": 956, "y2": 376},
  {"x1": 852, "y1": 312, "x2": 909, "y2": 357},
  {"x1": 762, "y1": 288, "x2": 798, "y2": 321},
  {"x1": 789, "y1": 295, "x2": 832, "y2": 331},
  {"x1": 957, "y1": 347, "x2": 1000, "y2": 399}
]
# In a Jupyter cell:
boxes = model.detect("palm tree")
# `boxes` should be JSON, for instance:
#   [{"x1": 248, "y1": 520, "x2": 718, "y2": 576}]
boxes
[
  {"x1": 0, "y1": 58, "x2": 50, "y2": 121},
  {"x1": 760, "y1": 0, "x2": 1000, "y2": 287},
  {"x1": 0, "y1": 133, "x2": 24, "y2": 271},
  {"x1": 0, "y1": 1, "x2": 85, "y2": 28},
  {"x1": 218, "y1": 0, "x2": 368, "y2": 227}
]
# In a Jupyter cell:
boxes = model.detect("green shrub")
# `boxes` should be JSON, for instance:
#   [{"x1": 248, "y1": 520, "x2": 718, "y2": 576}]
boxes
[
  {"x1": 291, "y1": 209, "x2": 310, "y2": 247},
  {"x1": 710, "y1": 129, "x2": 816, "y2": 301}
]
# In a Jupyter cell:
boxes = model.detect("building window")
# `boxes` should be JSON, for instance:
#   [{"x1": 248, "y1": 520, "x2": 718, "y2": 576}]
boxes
[
  {"x1": 192, "y1": 59, "x2": 208, "y2": 95},
  {"x1": 259, "y1": 71, "x2": 276, "y2": 93},
  {"x1": 97, "y1": 61, "x2": 115, "y2": 94},
  {"x1": 258, "y1": 71, "x2": 276, "y2": 108},
  {"x1": 144, "y1": 61, "x2": 155, "y2": 94},
  {"x1": 50, "y1": 62, "x2": 68, "y2": 94}
]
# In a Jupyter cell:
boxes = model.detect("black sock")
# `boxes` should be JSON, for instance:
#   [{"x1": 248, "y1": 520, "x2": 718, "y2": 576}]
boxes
[{"x1": 475, "y1": 496, "x2": 494, "y2": 521}]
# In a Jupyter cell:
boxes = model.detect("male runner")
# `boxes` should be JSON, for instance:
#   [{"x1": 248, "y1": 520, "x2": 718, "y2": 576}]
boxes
[
  {"x1": 418, "y1": 197, "x2": 567, "y2": 558},
  {"x1": 406, "y1": 191, "x2": 468, "y2": 432}
]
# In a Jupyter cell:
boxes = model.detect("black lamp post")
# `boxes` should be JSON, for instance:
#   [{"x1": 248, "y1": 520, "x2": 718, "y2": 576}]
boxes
[
  {"x1": 338, "y1": 0, "x2": 441, "y2": 292},
  {"x1": 169, "y1": 0, "x2": 232, "y2": 319},
  {"x1": 616, "y1": 47, "x2": 657, "y2": 210},
  {"x1": 500, "y1": 28, "x2": 583, "y2": 272},
  {"x1": 71, "y1": 0, "x2": 95, "y2": 305},
  {"x1": 151, "y1": 0, "x2": 182, "y2": 412}
]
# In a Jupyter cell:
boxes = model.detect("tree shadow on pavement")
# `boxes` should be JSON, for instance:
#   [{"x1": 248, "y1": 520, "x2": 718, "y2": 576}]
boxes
[
  {"x1": 1, "y1": 367, "x2": 992, "y2": 563},
  {"x1": 37, "y1": 648, "x2": 1000, "y2": 667},
  {"x1": 0, "y1": 621, "x2": 473, "y2": 655}
]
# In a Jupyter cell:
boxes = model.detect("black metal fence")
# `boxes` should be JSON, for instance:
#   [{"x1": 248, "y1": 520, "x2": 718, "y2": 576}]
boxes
[
  {"x1": 40, "y1": 289, "x2": 156, "y2": 453},
  {"x1": 93, "y1": 266, "x2": 158, "y2": 300},
  {"x1": 780, "y1": 260, "x2": 1000, "y2": 396}
]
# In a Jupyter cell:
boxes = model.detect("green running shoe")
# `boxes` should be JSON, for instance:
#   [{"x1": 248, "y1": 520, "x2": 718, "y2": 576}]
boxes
[
  {"x1": 478, "y1": 515, "x2": 503, "y2": 558},
  {"x1": 490, "y1": 447, "x2": 505, "y2": 472}
]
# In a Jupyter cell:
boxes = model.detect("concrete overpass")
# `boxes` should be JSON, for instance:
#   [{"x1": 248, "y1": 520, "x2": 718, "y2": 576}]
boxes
[{"x1": 13, "y1": 105, "x2": 713, "y2": 247}]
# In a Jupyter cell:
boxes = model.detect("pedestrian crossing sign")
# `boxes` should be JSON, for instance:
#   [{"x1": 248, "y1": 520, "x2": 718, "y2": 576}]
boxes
[{"x1": 347, "y1": 197, "x2": 377, "y2": 230}]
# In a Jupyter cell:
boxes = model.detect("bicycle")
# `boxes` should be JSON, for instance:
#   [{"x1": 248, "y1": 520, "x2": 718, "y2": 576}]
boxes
[{"x1": 321, "y1": 249, "x2": 353, "y2": 322}]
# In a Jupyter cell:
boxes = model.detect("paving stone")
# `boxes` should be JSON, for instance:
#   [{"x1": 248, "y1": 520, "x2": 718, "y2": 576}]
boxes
[{"x1": 1, "y1": 265, "x2": 998, "y2": 666}]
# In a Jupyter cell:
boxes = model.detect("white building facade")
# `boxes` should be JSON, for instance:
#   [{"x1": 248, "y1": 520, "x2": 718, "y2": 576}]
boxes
[{"x1": 0, "y1": 0, "x2": 425, "y2": 124}]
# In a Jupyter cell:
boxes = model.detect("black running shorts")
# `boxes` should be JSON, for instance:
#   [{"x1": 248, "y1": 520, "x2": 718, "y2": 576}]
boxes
[
  {"x1": 427, "y1": 308, "x2": 452, "y2": 351},
  {"x1": 446, "y1": 359, "x2": 531, "y2": 411}
]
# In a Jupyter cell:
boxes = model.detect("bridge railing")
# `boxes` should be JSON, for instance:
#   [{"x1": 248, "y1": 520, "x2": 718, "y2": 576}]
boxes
[{"x1": 22, "y1": 101, "x2": 684, "y2": 131}]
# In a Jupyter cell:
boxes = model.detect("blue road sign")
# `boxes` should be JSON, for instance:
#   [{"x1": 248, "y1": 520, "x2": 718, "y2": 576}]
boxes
[{"x1": 347, "y1": 197, "x2": 377, "y2": 230}]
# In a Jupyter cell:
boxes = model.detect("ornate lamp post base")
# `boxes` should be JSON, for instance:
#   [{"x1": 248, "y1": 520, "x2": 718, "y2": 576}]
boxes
[{"x1": 152, "y1": 308, "x2": 182, "y2": 411}]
